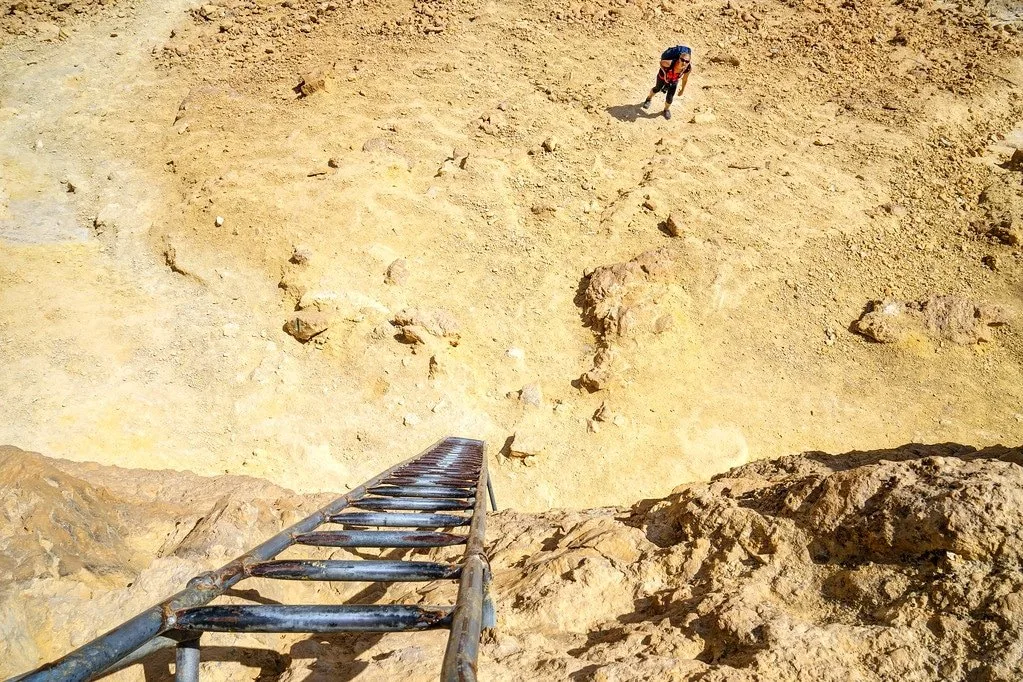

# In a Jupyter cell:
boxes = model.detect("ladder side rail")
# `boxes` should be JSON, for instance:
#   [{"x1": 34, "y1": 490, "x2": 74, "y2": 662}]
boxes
[{"x1": 440, "y1": 443, "x2": 491, "y2": 682}]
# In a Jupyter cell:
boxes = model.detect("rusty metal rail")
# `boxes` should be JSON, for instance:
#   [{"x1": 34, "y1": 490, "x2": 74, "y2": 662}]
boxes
[{"x1": 11, "y1": 436, "x2": 495, "y2": 682}]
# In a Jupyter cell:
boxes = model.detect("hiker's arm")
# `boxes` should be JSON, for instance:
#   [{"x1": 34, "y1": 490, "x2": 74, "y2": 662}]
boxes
[
  {"x1": 676, "y1": 71, "x2": 691, "y2": 96},
  {"x1": 659, "y1": 59, "x2": 672, "y2": 69}
]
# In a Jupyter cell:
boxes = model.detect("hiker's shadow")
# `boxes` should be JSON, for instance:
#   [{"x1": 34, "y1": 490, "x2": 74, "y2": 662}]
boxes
[{"x1": 606, "y1": 103, "x2": 660, "y2": 122}]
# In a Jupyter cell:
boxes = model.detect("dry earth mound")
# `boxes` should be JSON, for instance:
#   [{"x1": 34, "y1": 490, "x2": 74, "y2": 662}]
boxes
[{"x1": 5, "y1": 442, "x2": 1023, "y2": 680}]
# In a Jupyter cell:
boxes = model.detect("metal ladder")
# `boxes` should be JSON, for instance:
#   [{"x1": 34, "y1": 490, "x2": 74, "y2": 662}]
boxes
[{"x1": 12, "y1": 437, "x2": 496, "y2": 682}]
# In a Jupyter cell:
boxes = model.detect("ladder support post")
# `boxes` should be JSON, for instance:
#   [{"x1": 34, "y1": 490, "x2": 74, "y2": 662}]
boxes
[
  {"x1": 174, "y1": 635, "x2": 201, "y2": 682},
  {"x1": 487, "y1": 478, "x2": 498, "y2": 512}
]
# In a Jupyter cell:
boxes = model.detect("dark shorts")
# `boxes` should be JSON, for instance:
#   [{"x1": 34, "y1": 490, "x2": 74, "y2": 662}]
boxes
[{"x1": 653, "y1": 74, "x2": 678, "y2": 103}]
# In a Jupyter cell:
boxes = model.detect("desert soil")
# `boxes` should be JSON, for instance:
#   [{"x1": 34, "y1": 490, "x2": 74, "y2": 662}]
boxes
[
  {"x1": 2, "y1": 0, "x2": 1023, "y2": 511},
  {"x1": 2, "y1": 0, "x2": 1023, "y2": 677}
]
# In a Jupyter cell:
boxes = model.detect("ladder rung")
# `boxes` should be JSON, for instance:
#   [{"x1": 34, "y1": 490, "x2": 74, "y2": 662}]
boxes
[
  {"x1": 173, "y1": 604, "x2": 453, "y2": 633},
  {"x1": 293, "y1": 530, "x2": 467, "y2": 547},
  {"x1": 383, "y1": 477, "x2": 478, "y2": 488},
  {"x1": 355, "y1": 498, "x2": 474, "y2": 511},
  {"x1": 369, "y1": 485, "x2": 474, "y2": 498},
  {"x1": 395, "y1": 465, "x2": 479, "y2": 474},
  {"x1": 328, "y1": 511, "x2": 471, "y2": 527},
  {"x1": 391, "y1": 465, "x2": 477, "y2": 472},
  {"x1": 249, "y1": 559, "x2": 462, "y2": 581}
]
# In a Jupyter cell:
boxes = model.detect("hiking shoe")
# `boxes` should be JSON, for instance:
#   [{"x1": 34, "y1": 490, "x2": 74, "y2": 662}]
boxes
[
  {"x1": 664, "y1": 109, "x2": 672, "y2": 120},
  {"x1": 641, "y1": 99, "x2": 651, "y2": 110}
]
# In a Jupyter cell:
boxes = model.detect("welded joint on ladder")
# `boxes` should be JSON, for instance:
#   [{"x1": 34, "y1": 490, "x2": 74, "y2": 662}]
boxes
[{"x1": 185, "y1": 572, "x2": 220, "y2": 592}]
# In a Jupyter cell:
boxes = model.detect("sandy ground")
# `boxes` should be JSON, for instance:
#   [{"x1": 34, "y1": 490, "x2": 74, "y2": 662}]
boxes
[{"x1": 2, "y1": 0, "x2": 1023, "y2": 512}]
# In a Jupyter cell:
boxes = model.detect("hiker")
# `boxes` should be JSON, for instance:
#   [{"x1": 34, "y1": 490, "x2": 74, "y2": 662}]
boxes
[{"x1": 642, "y1": 45, "x2": 692, "y2": 120}]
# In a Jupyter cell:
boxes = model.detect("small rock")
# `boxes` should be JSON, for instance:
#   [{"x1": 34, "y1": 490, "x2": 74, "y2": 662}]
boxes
[
  {"x1": 397, "y1": 325, "x2": 429, "y2": 345},
  {"x1": 508, "y1": 431, "x2": 544, "y2": 458},
  {"x1": 690, "y1": 111, "x2": 717, "y2": 124},
  {"x1": 709, "y1": 53, "x2": 741, "y2": 66},
  {"x1": 587, "y1": 418, "x2": 601, "y2": 433},
  {"x1": 403, "y1": 413, "x2": 420, "y2": 427},
  {"x1": 362, "y1": 137, "x2": 394, "y2": 153},
  {"x1": 643, "y1": 197, "x2": 661, "y2": 212},
  {"x1": 814, "y1": 136, "x2": 836, "y2": 147},
  {"x1": 392, "y1": 308, "x2": 460, "y2": 346},
  {"x1": 506, "y1": 347, "x2": 525, "y2": 360},
  {"x1": 298, "y1": 67, "x2": 331, "y2": 96},
  {"x1": 436, "y1": 159, "x2": 458, "y2": 177},
  {"x1": 290, "y1": 245, "x2": 312, "y2": 265},
  {"x1": 385, "y1": 258, "x2": 409, "y2": 285},
  {"x1": 93, "y1": 204, "x2": 119, "y2": 233},
  {"x1": 222, "y1": 323, "x2": 240, "y2": 338},
  {"x1": 283, "y1": 310, "x2": 329, "y2": 342},
  {"x1": 1007, "y1": 148, "x2": 1023, "y2": 172},
  {"x1": 328, "y1": 157, "x2": 340, "y2": 168},
  {"x1": 593, "y1": 401, "x2": 610, "y2": 422},
  {"x1": 497, "y1": 101, "x2": 508, "y2": 111},
  {"x1": 519, "y1": 382, "x2": 543, "y2": 407},
  {"x1": 35, "y1": 22, "x2": 61, "y2": 41},
  {"x1": 542, "y1": 136, "x2": 559, "y2": 153},
  {"x1": 214, "y1": 216, "x2": 224, "y2": 227},
  {"x1": 883, "y1": 203, "x2": 909, "y2": 218},
  {"x1": 982, "y1": 254, "x2": 999, "y2": 271},
  {"x1": 612, "y1": 414, "x2": 626, "y2": 427},
  {"x1": 428, "y1": 354, "x2": 443, "y2": 379},
  {"x1": 665, "y1": 212, "x2": 683, "y2": 237}
]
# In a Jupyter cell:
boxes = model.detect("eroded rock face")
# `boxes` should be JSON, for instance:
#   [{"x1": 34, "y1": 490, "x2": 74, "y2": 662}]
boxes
[
  {"x1": 484, "y1": 443, "x2": 1023, "y2": 680},
  {"x1": 0, "y1": 447, "x2": 323, "y2": 677},
  {"x1": 853, "y1": 295, "x2": 1007, "y2": 344},
  {"x1": 0, "y1": 447, "x2": 136, "y2": 582}
]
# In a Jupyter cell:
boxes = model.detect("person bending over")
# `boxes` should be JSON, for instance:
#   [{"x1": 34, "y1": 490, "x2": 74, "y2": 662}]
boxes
[{"x1": 642, "y1": 44, "x2": 692, "y2": 120}]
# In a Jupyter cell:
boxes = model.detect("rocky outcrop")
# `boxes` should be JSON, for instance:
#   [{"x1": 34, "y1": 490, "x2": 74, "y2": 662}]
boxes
[
  {"x1": 484, "y1": 442, "x2": 1023, "y2": 680},
  {"x1": 853, "y1": 295, "x2": 1007, "y2": 344},
  {"x1": 578, "y1": 248, "x2": 675, "y2": 390}
]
